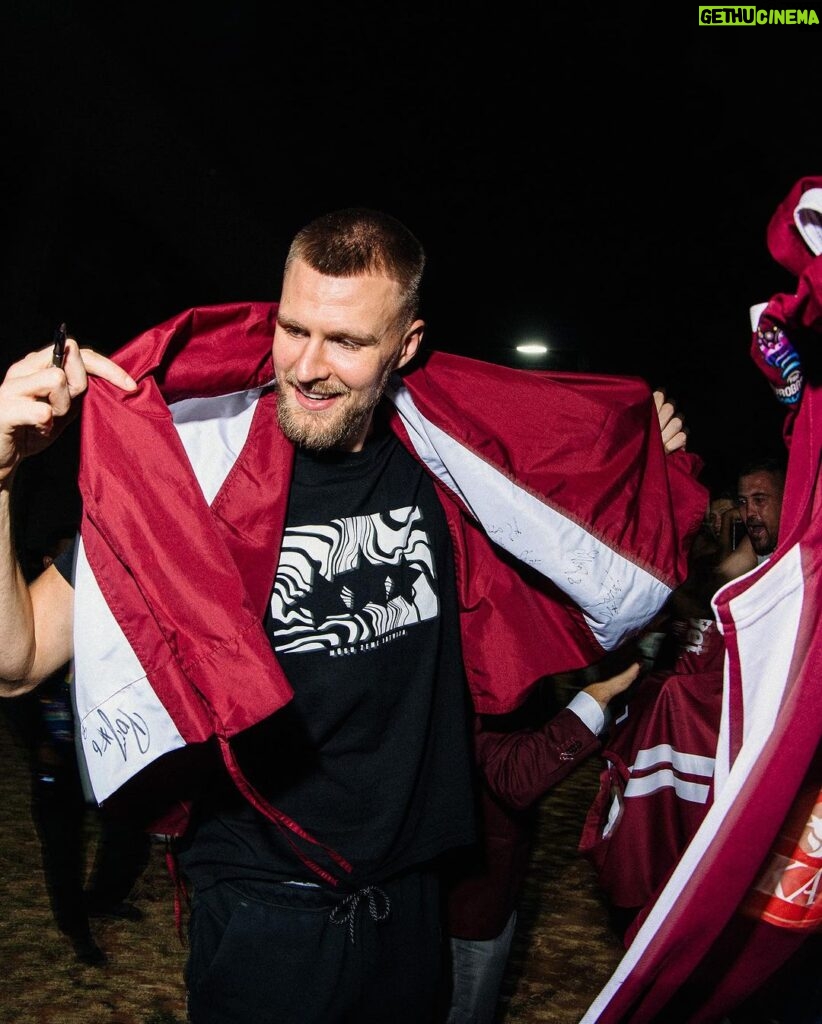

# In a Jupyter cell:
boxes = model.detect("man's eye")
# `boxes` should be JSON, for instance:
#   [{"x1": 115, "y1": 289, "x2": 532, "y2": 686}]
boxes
[{"x1": 279, "y1": 323, "x2": 305, "y2": 338}]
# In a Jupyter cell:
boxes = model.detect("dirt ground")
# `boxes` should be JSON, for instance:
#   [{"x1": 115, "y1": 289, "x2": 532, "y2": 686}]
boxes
[{"x1": 0, "y1": 709, "x2": 625, "y2": 1024}]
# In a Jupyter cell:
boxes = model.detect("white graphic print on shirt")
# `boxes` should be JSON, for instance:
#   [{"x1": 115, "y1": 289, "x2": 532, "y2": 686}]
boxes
[{"x1": 270, "y1": 505, "x2": 439, "y2": 656}]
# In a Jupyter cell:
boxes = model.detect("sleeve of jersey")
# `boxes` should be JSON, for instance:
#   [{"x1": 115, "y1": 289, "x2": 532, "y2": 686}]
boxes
[{"x1": 474, "y1": 707, "x2": 600, "y2": 811}]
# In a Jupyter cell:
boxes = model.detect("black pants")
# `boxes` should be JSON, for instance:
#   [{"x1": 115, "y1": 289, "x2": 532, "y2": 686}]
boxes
[{"x1": 185, "y1": 869, "x2": 443, "y2": 1024}]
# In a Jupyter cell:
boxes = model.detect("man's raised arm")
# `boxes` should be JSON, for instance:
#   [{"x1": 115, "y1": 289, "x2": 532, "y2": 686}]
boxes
[{"x1": 0, "y1": 339, "x2": 136, "y2": 694}]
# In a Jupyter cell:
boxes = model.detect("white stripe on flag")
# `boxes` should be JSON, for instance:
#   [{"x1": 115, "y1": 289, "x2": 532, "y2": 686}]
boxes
[
  {"x1": 389, "y1": 382, "x2": 671, "y2": 651},
  {"x1": 73, "y1": 389, "x2": 267, "y2": 802}
]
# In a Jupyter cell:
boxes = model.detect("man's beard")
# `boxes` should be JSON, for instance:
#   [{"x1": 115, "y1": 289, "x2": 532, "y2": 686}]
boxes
[
  {"x1": 749, "y1": 531, "x2": 775, "y2": 556},
  {"x1": 276, "y1": 362, "x2": 396, "y2": 452},
  {"x1": 744, "y1": 518, "x2": 776, "y2": 556}
]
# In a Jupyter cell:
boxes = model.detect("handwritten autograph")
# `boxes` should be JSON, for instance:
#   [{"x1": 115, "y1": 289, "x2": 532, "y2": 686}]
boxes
[
  {"x1": 87, "y1": 707, "x2": 151, "y2": 762},
  {"x1": 488, "y1": 517, "x2": 523, "y2": 543}
]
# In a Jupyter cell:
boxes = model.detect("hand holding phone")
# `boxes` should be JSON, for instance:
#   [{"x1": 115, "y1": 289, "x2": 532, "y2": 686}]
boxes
[{"x1": 731, "y1": 517, "x2": 748, "y2": 551}]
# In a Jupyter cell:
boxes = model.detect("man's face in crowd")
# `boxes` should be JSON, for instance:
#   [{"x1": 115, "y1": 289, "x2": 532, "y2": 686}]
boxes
[
  {"x1": 736, "y1": 470, "x2": 784, "y2": 556},
  {"x1": 273, "y1": 259, "x2": 423, "y2": 452}
]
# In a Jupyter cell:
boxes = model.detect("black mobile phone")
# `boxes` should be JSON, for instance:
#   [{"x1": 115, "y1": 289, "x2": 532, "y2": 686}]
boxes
[
  {"x1": 52, "y1": 322, "x2": 67, "y2": 368},
  {"x1": 731, "y1": 518, "x2": 747, "y2": 551}
]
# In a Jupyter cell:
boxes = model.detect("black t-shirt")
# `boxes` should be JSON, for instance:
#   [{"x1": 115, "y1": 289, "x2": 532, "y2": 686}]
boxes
[
  {"x1": 92, "y1": 426, "x2": 474, "y2": 888},
  {"x1": 56, "y1": 431, "x2": 476, "y2": 887}
]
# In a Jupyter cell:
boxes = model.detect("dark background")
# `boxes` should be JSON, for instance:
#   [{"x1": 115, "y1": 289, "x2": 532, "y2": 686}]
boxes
[{"x1": 2, "y1": 2, "x2": 820, "y2": 550}]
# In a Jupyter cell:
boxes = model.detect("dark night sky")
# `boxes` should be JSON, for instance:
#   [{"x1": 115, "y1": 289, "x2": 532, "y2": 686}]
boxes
[{"x1": 2, "y1": 3, "x2": 821, "y2": 548}]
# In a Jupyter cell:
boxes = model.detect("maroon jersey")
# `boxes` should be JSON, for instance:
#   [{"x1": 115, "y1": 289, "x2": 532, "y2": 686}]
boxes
[{"x1": 579, "y1": 617, "x2": 724, "y2": 913}]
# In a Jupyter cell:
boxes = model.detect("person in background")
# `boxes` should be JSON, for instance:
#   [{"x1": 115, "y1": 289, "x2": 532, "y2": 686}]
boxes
[
  {"x1": 578, "y1": 480, "x2": 740, "y2": 941},
  {"x1": 441, "y1": 393, "x2": 690, "y2": 1024},
  {"x1": 442, "y1": 660, "x2": 640, "y2": 1024},
  {"x1": 735, "y1": 456, "x2": 786, "y2": 563},
  {"x1": 580, "y1": 453, "x2": 804, "y2": 1024},
  {"x1": 703, "y1": 489, "x2": 757, "y2": 583}
]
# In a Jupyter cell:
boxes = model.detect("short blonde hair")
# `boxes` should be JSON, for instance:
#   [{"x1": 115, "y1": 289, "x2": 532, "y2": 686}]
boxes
[{"x1": 285, "y1": 208, "x2": 425, "y2": 330}]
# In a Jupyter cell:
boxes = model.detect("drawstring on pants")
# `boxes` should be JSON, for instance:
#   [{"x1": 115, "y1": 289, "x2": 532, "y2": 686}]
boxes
[{"x1": 329, "y1": 885, "x2": 391, "y2": 943}]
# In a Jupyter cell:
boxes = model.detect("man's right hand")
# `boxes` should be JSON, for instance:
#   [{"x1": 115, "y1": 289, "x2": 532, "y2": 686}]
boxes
[
  {"x1": 583, "y1": 662, "x2": 641, "y2": 711},
  {"x1": 0, "y1": 338, "x2": 137, "y2": 486}
]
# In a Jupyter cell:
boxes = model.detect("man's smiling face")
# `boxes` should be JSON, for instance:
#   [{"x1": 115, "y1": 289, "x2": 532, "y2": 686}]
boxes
[{"x1": 273, "y1": 259, "x2": 423, "y2": 452}]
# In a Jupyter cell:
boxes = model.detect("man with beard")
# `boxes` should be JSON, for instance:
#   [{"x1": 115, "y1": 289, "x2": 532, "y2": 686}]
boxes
[
  {"x1": 0, "y1": 208, "x2": 702, "y2": 1023},
  {"x1": 736, "y1": 457, "x2": 786, "y2": 563}
]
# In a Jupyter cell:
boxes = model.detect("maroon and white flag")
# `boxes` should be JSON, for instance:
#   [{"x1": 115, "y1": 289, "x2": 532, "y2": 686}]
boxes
[
  {"x1": 70, "y1": 305, "x2": 704, "y2": 853},
  {"x1": 580, "y1": 176, "x2": 822, "y2": 1024}
]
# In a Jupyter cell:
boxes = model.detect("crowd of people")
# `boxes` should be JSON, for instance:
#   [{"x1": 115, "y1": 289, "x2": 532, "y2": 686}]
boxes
[{"x1": 0, "y1": 199, "x2": 816, "y2": 1024}]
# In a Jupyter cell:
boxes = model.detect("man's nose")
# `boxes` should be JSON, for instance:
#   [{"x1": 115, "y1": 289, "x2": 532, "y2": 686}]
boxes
[{"x1": 294, "y1": 339, "x2": 330, "y2": 382}]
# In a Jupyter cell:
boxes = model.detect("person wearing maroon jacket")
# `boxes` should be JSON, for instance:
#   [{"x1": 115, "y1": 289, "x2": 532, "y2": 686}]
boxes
[{"x1": 442, "y1": 662, "x2": 640, "y2": 1024}]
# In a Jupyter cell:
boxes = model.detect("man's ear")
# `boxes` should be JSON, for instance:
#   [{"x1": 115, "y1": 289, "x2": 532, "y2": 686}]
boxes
[{"x1": 395, "y1": 319, "x2": 425, "y2": 370}]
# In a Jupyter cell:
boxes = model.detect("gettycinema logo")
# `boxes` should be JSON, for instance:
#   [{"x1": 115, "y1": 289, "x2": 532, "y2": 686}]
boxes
[{"x1": 699, "y1": 6, "x2": 820, "y2": 22}]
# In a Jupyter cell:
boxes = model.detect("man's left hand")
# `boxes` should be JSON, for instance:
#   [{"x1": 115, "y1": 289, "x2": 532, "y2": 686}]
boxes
[{"x1": 653, "y1": 390, "x2": 687, "y2": 454}]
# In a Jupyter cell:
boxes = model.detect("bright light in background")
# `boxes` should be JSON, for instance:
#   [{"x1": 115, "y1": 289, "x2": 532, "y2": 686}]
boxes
[{"x1": 515, "y1": 341, "x2": 549, "y2": 356}]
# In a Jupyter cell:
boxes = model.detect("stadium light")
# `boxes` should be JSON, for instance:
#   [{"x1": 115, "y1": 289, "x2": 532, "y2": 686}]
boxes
[{"x1": 515, "y1": 342, "x2": 549, "y2": 357}]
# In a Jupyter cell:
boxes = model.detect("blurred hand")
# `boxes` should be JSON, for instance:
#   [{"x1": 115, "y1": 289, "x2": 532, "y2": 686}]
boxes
[{"x1": 706, "y1": 500, "x2": 737, "y2": 538}]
